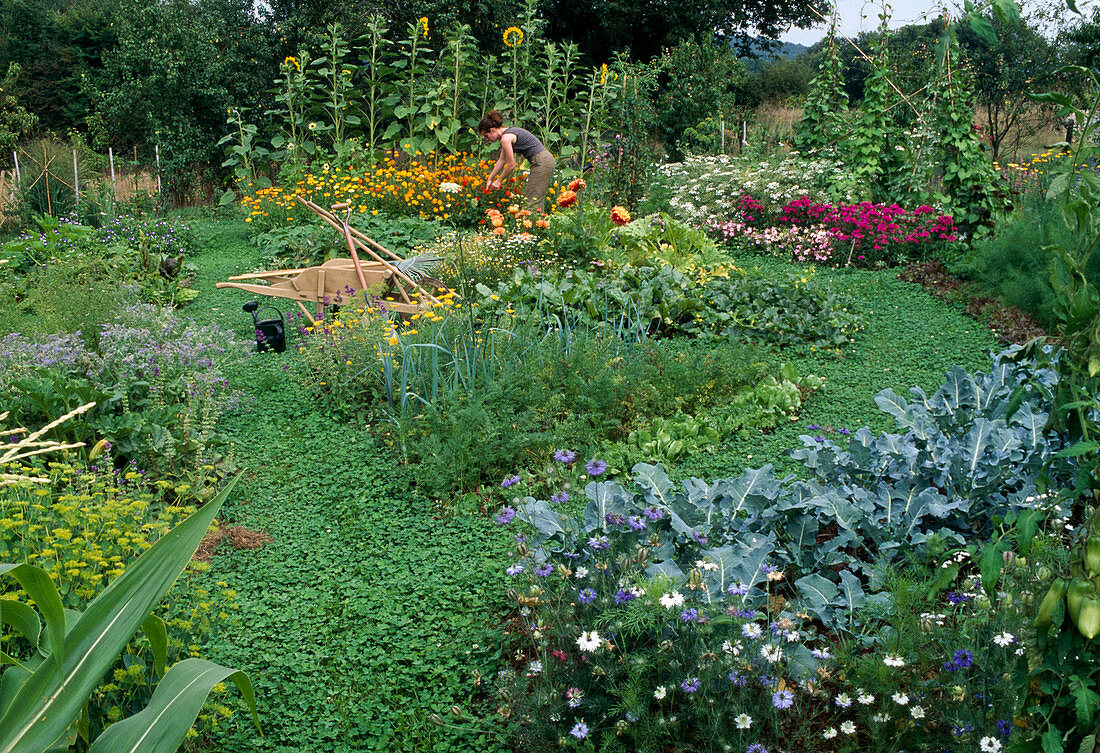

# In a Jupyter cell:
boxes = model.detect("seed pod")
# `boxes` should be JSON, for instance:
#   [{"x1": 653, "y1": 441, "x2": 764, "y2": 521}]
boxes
[
  {"x1": 1067, "y1": 578, "x2": 1092, "y2": 625},
  {"x1": 1078, "y1": 596, "x2": 1100, "y2": 640},
  {"x1": 1036, "y1": 566, "x2": 1053, "y2": 583},
  {"x1": 1034, "y1": 578, "x2": 1067, "y2": 628}
]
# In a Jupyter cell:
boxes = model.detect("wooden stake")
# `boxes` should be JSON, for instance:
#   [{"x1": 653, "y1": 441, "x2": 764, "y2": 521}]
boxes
[
  {"x1": 109, "y1": 147, "x2": 117, "y2": 201},
  {"x1": 155, "y1": 144, "x2": 162, "y2": 196},
  {"x1": 44, "y1": 147, "x2": 52, "y2": 216},
  {"x1": 11, "y1": 151, "x2": 19, "y2": 184},
  {"x1": 73, "y1": 149, "x2": 79, "y2": 209}
]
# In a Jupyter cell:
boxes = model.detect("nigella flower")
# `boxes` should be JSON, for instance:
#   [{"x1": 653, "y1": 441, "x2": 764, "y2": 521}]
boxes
[
  {"x1": 728, "y1": 671, "x2": 747, "y2": 686},
  {"x1": 996, "y1": 719, "x2": 1013, "y2": 737},
  {"x1": 626, "y1": 516, "x2": 646, "y2": 531},
  {"x1": 946, "y1": 591, "x2": 969, "y2": 605},
  {"x1": 553, "y1": 449, "x2": 577, "y2": 463},
  {"x1": 746, "y1": 745, "x2": 769, "y2": 753},
  {"x1": 727, "y1": 583, "x2": 750, "y2": 596},
  {"x1": 992, "y1": 632, "x2": 1016, "y2": 647},
  {"x1": 691, "y1": 531, "x2": 709, "y2": 546},
  {"x1": 501, "y1": 474, "x2": 521, "y2": 488},
  {"x1": 613, "y1": 589, "x2": 637, "y2": 604},
  {"x1": 550, "y1": 492, "x2": 570, "y2": 504},
  {"x1": 496, "y1": 506, "x2": 516, "y2": 525},
  {"x1": 570, "y1": 722, "x2": 588, "y2": 739},
  {"x1": 945, "y1": 648, "x2": 974, "y2": 672},
  {"x1": 680, "y1": 608, "x2": 699, "y2": 622},
  {"x1": 578, "y1": 588, "x2": 597, "y2": 605},
  {"x1": 587, "y1": 535, "x2": 610, "y2": 550},
  {"x1": 642, "y1": 506, "x2": 664, "y2": 521},
  {"x1": 811, "y1": 648, "x2": 831, "y2": 659},
  {"x1": 505, "y1": 563, "x2": 524, "y2": 576},
  {"x1": 680, "y1": 677, "x2": 701, "y2": 693},
  {"x1": 586, "y1": 459, "x2": 607, "y2": 476},
  {"x1": 534, "y1": 563, "x2": 554, "y2": 577},
  {"x1": 772, "y1": 690, "x2": 794, "y2": 709}
]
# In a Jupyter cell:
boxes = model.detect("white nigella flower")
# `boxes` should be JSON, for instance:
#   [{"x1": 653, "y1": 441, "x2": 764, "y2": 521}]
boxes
[
  {"x1": 734, "y1": 713, "x2": 752, "y2": 729},
  {"x1": 575, "y1": 567, "x2": 589, "y2": 578},
  {"x1": 834, "y1": 693, "x2": 852, "y2": 708},
  {"x1": 761, "y1": 644, "x2": 782, "y2": 663},
  {"x1": 576, "y1": 631, "x2": 601, "y2": 652},
  {"x1": 840, "y1": 721, "x2": 856, "y2": 735},
  {"x1": 823, "y1": 728, "x2": 838, "y2": 739},
  {"x1": 659, "y1": 591, "x2": 684, "y2": 609},
  {"x1": 980, "y1": 737, "x2": 1002, "y2": 753},
  {"x1": 883, "y1": 655, "x2": 906, "y2": 667},
  {"x1": 892, "y1": 692, "x2": 909, "y2": 705},
  {"x1": 993, "y1": 631, "x2": 1015, "y2": 647},
  {"x1": 910, "y1": 705, "x2": 925, "y2": 719},
  {"x1": 654, "y1": 685, "x2": 667, "y2": 700},
  {"x1": 857, "y1": 692, "x2": 875, "y2": 705}
]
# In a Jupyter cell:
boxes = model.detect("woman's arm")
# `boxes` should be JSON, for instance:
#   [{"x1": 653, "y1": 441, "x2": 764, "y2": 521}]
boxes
[{"x1": 487, "y1": 133, "x2": 517, "y2": 188}]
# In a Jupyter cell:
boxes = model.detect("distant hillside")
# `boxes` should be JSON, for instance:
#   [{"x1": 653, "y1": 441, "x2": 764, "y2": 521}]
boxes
[{"x1": 737, "y1": 38, "x2": 810, "y2": 72}]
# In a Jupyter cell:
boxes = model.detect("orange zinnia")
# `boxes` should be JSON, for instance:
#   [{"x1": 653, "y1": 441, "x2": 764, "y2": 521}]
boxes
[
  {"x1": 568, "y1": 178, "x2": 587, "y2": 192},
  {"x1": 610, "y1": 206, "x2": 631, "y2": 226},
  {"x1": 557, "y1": 190, "x2": 577, "y2": 208}
]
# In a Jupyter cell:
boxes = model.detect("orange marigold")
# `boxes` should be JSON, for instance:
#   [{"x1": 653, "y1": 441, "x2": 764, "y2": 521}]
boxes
[
  {"x1": 568, "y1": 178, "x2": 587, "y2": 192},
  {"x1": 610, "y1": 206, "x2": 631, "y2": 226},
  {"x1": 556, "y1": 190, "x2": 577, "y2": 208}
]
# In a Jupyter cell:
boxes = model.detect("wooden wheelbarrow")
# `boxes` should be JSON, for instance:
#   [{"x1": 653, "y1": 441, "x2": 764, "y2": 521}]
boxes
[{"x1": 217, "y1": 198, "x2": 451, "y2": 322}]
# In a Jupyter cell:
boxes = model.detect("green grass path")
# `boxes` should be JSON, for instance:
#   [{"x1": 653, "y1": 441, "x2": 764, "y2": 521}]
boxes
[
  {"x1": 181, "y1": 217, "x2": 999, "y2": 751},
  {"x1": 185, "y1": 217, "x2": 511, "y2": 752}
]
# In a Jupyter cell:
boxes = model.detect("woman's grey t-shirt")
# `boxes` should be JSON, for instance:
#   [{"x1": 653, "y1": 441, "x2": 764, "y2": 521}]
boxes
[{"x1": 504, "y1": 127, "x2": 547, "y2": 160}]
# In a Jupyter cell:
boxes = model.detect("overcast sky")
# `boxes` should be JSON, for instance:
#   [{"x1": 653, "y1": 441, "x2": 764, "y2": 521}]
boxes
[{"x1": 778, "y1": 0, "x2": 1094, "y2": 46}]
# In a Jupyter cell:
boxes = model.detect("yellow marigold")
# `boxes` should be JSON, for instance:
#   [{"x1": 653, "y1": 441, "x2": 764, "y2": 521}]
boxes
[{"x1": 503, "y1": 26, "x2": 523, "y2": 47}]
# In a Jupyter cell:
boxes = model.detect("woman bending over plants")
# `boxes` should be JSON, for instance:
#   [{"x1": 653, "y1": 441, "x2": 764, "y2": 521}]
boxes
[{"x1": 478, "y1": 109, "x2": 557, "y2": 212}]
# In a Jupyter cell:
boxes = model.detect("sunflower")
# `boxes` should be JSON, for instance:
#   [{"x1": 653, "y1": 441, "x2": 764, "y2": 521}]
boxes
[
  {"x1": 503, "y1": 26, "x2": 524, "y2": 47},
  {"x1": 283, "y1": 56, "x2": 301, "y2": 72}
]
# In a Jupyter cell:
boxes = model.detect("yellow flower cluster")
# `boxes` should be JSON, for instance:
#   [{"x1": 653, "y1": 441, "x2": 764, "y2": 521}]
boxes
[
  {"x1": 0, "y1": 464, "x2": 240, "y2": 735},
  {"x1": 240, "y1": 152, "x2": 562, "y2": 228}
]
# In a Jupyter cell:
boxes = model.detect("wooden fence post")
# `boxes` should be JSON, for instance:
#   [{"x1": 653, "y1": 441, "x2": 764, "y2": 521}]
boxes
[
  {"x1": 12, "y1": 151, "x2": 19, "y2": 184},
  {"x1": 155, "y1": 144, "x2": 162, "y2": 196},
  {"x1": 109, "y1": 147, "x2": 117, "y2": 201}
]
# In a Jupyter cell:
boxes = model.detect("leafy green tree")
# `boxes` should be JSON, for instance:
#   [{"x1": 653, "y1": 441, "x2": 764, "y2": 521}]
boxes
[
  {"x1": 958, "y1": 11, "x2": 1062, "y2": 161},
  {"x1": 654, "y1": 37, "x2": 744, "y2": 161},
  {"x1": 0, "y1": 62, "x2": 37, "y2": 152},
  {"x1": 0, "y1": 0, "x2": 118, "y2": 135},
  {"x1": 541, "y1": 0, "x2": 818, "y2": 64},
  {"x1": 83, "y1": 0, "x2": 276, "y2": 201}
]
